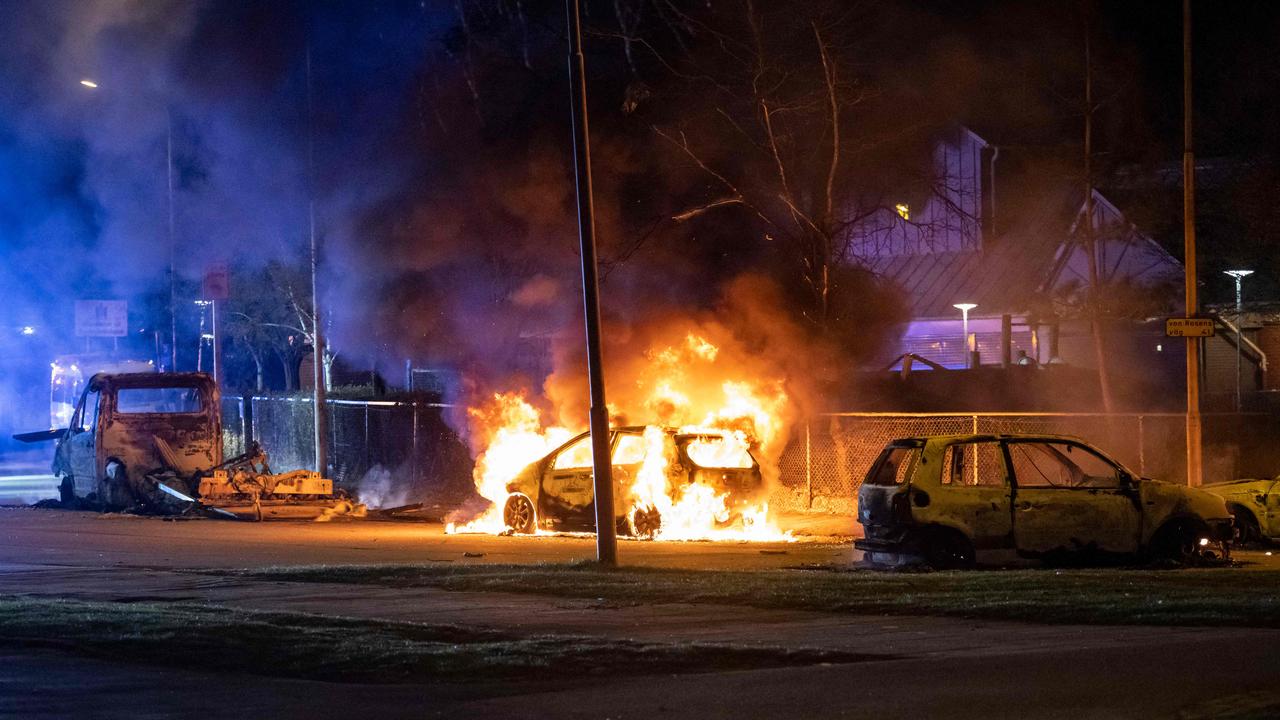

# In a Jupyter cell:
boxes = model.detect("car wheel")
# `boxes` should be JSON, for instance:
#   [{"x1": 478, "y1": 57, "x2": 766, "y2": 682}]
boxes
[
  {"x1": 58, "y1": 476, "x2": 76, "y2": 504},
  {"x1": 629, "y1": 506, "x2": 662, "y2": 539},
  {"x1": 922, "y1": 528, "x2": 975, "y2": 570},
  {"x1": 1229, "y1": 507, "x2": 1261, "y2": 547},
  {"x1": 503, "y1": 494, "x2": 537, "y2": 534},
  {"x1": 1148, "y1": 520, "x2": 1204, "y2": 563}
]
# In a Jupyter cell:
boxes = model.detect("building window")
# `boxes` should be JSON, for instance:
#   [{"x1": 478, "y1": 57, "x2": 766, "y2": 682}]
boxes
[{"x1": 895, "y1": 203, "x2": 910, "y2": 220}]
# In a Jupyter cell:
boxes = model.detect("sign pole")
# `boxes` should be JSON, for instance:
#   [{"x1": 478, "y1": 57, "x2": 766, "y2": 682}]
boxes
[{"x1": 1182, "y1": 0, "x2": 1202, "y2": 487}]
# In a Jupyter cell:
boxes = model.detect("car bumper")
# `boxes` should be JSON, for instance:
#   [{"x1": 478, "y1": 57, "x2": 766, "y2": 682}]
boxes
[
  {"x1": 854, "y1": 531, "x2": 925, "y2": 567},
  {"x1": 1206, "y1": 518, "x2": 1234, "y2": 543}
]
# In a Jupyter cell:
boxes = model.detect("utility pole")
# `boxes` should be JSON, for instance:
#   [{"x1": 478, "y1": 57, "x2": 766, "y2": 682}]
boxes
[
  {"x1": 1083, "y1": 26, "x2": 1114, "y2": 413},
  {"x1": 566, "y1": 0, "x2": 617, "y2": 566},
  {"x1": 307, "y1": 45, "x2": 329, "y2": 478},
  {"x1": 167, "y1": 109, "x2": 177, "y2": 372},
  {"x1": 211, "y1": 299, "x2": 222, "y2": 389},
  {"x1": 1183, "y1": 0, "x2": 1202, "y2": 487}
]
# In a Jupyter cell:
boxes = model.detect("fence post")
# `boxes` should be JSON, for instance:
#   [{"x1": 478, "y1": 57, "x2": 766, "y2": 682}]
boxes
[
  {"x1": 804, "y1": 420, "x2": 812, "y2": 510},
  {"x1": 1138, "y1": 415, "x2": 1146, "y2": 476},
  {"x1": 971, "y1": 414, "x2": 978, "y2": 434},
  {"x1": 411, "y1": 402, "x2": 419, "y2": 486}
]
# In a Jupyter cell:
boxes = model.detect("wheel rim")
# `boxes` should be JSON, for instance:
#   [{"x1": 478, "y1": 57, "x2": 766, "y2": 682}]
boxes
[{"x1": 505, "y1": 496, "x2": 533, "y2": 531}]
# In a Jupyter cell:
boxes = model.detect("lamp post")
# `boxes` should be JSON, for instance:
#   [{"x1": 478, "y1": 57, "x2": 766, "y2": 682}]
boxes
[
  {"x1": 1225, "y1": 269, "x2": 1253, "y2": 411},
  {"x1": 954, "y1": 303, "x2": 977, "y2": 369}
]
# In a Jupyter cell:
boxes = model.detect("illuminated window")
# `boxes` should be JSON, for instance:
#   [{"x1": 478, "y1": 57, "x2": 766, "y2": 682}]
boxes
[{"x1": 895, "y1": 203, "x2": 910, "y2": 220}]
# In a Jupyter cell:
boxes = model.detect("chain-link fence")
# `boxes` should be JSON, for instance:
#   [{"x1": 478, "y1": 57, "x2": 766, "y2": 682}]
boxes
[
  {"x1": 222, "y1": 396, "x2": 474, "y2": 506},
  {"x1": 221, "y1": 399, "x2": 1273, "y2": 515},
  {"x1": 772, "y1": 413, "x2": 1191, "y2": 514}
]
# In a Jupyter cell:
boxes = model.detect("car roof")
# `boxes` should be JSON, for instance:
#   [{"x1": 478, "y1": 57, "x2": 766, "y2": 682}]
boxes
[
  {"x1": 889, "y1": 432, "x2": 1094, "y2": 445},
  {"x1": 88, "y1": 372, "x2": 216, "y2": 390}
]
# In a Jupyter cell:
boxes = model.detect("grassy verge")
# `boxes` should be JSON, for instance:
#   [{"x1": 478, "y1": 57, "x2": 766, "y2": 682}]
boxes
[
  {"x1": 0, "y1": 597, "x2": 875, "y2": 684},
  {"x1": 239, "y1": 563, "x2": 1280, "y2": 628}
]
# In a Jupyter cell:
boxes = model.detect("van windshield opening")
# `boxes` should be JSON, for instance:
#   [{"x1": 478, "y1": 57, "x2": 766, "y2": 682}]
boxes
[{"x1": 116, "y1": 387, "x2": 205, "y2": 414}]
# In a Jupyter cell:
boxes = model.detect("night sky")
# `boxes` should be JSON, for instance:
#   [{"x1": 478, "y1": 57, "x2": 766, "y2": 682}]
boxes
[{"x1": 1, "y1": 0, "x2": 1277, "y2": 405}]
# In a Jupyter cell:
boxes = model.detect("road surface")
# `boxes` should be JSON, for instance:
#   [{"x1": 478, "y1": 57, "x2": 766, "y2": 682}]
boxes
[{"x1": 0, "y1": 509, "x2": 1276, "y2": 719}]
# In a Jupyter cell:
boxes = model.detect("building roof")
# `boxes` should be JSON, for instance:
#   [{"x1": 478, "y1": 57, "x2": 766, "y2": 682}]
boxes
[
  {"x1": 860, "y1": 146, "x2": 1183, "y2": 320},
  {"x1": 867, "y1": 176, "x2": 1079, "y2": 319}
]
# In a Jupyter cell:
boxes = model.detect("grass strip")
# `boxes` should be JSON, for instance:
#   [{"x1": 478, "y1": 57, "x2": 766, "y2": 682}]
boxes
[
  {"x1": 239, "y1": 563, "x2": 1280, "y2": 628},
  {"x1": 0, "y1": 597, "x2": 875, "y2": 684}
]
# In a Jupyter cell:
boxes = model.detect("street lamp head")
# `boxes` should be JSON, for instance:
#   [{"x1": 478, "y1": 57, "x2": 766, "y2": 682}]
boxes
[
  {"x1": 953, "y1": 303, "x2": 977, "y2": 313},
  {"x1": 1224, "y1": 269, "x2": 1254, "y2": 279},
  {"x1": 79, "y1": 79, "x2": 98, "y2": 89}
]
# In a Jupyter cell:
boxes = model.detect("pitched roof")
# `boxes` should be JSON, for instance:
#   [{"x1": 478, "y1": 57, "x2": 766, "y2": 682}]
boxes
[{"x1": 867, "y1": 178, "x2": 1080, "y2": 319}]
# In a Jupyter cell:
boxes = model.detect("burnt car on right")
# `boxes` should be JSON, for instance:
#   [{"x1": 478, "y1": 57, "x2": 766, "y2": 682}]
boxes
[
  {"x1": 855, "y1": 434, "x2": 1234, "y2": 568},
  {"x1": 1202, "y1": 476, "x2": 1280, "y2": 545}
]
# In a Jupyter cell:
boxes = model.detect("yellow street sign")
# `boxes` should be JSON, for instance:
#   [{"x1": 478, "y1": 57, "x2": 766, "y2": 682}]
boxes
[{"x1": 1166, "y1": 318, "x2": 1215, "y2": 337}]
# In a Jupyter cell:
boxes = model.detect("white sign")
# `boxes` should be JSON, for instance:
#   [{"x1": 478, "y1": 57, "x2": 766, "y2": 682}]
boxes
[{"x1": 74, "y1": 300, "x2": 128, "y2": 337}]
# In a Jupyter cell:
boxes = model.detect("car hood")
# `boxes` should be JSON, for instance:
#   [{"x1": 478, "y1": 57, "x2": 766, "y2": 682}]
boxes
[{"x1": 1139, "y1": 478, "x2": 1232, "y2": 522}]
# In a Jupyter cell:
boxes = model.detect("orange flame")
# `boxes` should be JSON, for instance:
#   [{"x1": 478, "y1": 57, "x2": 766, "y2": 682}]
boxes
[{"x1": 454, "y1": 329, "x2": 795, "y2": 541}]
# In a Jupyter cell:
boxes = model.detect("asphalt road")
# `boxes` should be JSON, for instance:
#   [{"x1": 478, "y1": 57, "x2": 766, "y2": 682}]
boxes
[
  {"x1": 0, "y1": 507, "x2": 848, "y2": 570},
  {"x1": 0, "y1": 509, "x2": 1277, "y2": 719}
]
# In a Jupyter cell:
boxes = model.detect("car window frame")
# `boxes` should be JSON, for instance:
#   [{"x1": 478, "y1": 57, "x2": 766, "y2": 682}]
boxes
[
  {"x1": 940, "y1": 440, "x2": 1009, "y2": 488},
  {"x1": 552, "y1": 432, "x2": 603, "y2": 471},
  {"x1": 1005, "y1": 439, "x2": 1124, "y2": 490},
  {"x1": 611, "y1": 431, "x2": 646, "y2": 466}
]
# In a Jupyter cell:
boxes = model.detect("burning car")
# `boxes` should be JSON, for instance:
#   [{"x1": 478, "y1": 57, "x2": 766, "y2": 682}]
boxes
[
  {"x1": 1202, "y1": 476, "x2": 1280, "y2": 545},
  {"x1": 855, "y1": 434, "x2": 1234, "y2": 568},
  {"x1": 499, "y1": 425, "x2": 766, "y2": 537}
]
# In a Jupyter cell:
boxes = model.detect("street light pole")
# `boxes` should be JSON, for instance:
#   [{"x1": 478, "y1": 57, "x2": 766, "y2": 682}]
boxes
[
  {"x1": 1183, "y1": 0, "x2": 1203, "y2": 487},
  {"x1": 1225, "y1": 270, "x2": 1253, "y2": 412},
  {"x1": 306, "y1": 45, "x2": 329, "y2": 479},
  {"x1": 954, "y1": 303, "x2": 977, "y2": 369},
  {"x1": 566, "y1": 0, "x2": 617, "y2": 566},
  {"x1": 166, "y1": 108, "x2": 177, "y2": 372}
]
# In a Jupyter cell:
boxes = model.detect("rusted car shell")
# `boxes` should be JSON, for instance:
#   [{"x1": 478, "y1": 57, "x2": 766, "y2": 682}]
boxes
[
  {"x1": 52, "y1": 372, "x2": 221, "y2": 506},
  {"x1": 1203, "y1": 477, "x2": 1280, "y2": 541},
  {"x1": 856, "y1": 433, "x2": 1233, "y2": 567}
]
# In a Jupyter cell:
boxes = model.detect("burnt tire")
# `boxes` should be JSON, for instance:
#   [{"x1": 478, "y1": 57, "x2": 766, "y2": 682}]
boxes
[
  {"x1": 921, "y1": 528, "x2": 975, "y2": 570},
  {"x1": 1147, "y1": 520, "x2": 1206, "y2": 563},
  {"x1": 503, "y1": 494, "x2": 536, "y2": 534},
  {"x1": 58, "y1": 476, "x2": 76, "y2": 504},
  {"x1": 629, "y1": 507, "x2": 662, "y2": 539},
  {"x1": 1229, "y1": 506, "x2": 1261, "y2": 547}
]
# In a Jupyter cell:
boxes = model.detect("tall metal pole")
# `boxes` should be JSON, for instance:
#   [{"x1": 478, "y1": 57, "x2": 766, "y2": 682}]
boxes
[
  {"x1": 566, "y1": 0, "x2": 617, "y2": 565},
  {"x1": 307, "y1": 45, "x2": 329, "y2": 478},
  {"x1": 1183, "y1": 0, "x2": 1202, "y2": 487},
  {"x1": 212, "y1": 299, "x2": 223, "y2": 390},
  {"x1": 1084, "y1": 25, "x2": 1114, "y2": 413},
  {"x1": 167, "y1": 110, "x2": 177, "y2": 372}
]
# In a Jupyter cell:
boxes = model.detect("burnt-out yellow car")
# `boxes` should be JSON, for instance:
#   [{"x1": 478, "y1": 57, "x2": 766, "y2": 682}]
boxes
[
  {"x1": 1203, "y1": 477, "x2": 1280, "y2": 544},
  {"x1": 855, "y1": 434, "x2": 1234, "y2": 568}
]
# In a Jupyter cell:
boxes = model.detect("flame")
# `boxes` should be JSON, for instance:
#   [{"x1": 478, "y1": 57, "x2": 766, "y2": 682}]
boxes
[
  {"x1": 453, "y1": 330, "x2": 794, "y2": 542},
  {"x1": 446, "y1": 391, "x2": 570, "y2": 534}
]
